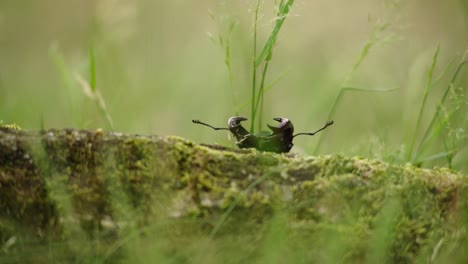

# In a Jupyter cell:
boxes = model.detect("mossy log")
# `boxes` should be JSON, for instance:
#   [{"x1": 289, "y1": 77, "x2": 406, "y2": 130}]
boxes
[{"x1": 0, "y1": 127, "x2": 467, "y2": 262}]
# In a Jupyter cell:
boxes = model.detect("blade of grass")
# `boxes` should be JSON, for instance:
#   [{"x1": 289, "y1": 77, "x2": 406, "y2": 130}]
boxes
[
  {"x1": 251, "y1": 0, "x2": 295, "y2": 132},
  {"x1": 254, "y1": 0, "x2": 294, "y2": 67},
  {"x1": 315, "y1": 19, "x2": 394, "y2": 154},
  {"x1": 343, "y1": 22, "x2": 390, "y2": 85},
  {"x1": 28, "y1": 143, "x2": 90, "y2": 258},
  {"x1": 238, "y1": 67, "x2": 292, "y2": 112},
  {"x1": 104, "y1": 218, "x2": 211, "y2": 260},
  {"x1": 225, "y1": 21, "x2": 238, "y2": 114},
  {"x1": 443, "y1": 137, "x2": 453, "y2": 168},
  {"x1": 253, "y1": 1, "x2": 286, "y2": 131},
  {"x1": 255, "y1": 44, "x2": 273, "y2": 131},
  {"x1": 413, "y1": 54, "x2": 468, "y2": 162},
  {"x1": 0, "y1": 73, "x2": 5, "y2": 107},
  {"x1": 431, "y1": 56, "x2": 457, "y2": 87},
  {"x1": 209, "y1": 169, "x2": 277, "y2": 238},
  {"x1": 366, "y1": 195, "x2": 401, "y2": 264},
  {"x1": 208, "y1": 12, "x2": 239, "y2": 114},
  {"x1": 407, "y1": 45, "x2": 440, "y2": 161},
  {"x1": 89, "y1": 45, "x2": 97, "y2": 92},
  {"x1": 413, "y1": 98, "x2": 457, "y2": 163},
  {"x1": 250, "y1": 0, "x2": 262, "y2": 133},
  {"x1": 314, "y1": 86, "x2": 399, "y2": 154},
  {"x1": 413, "y1": 149, "x2": 462, "y2": 164},
  {"x1": 409, "y1": 55, "x2": 458, "y2": 156},
  {"x1": 406, "y1": 53, "x2": 462, "y2": 165},
  {"x1": 49, "y1": 44, "x2": 79, "y2": 126},
  {"x1": 75, "y1": 73, "x2": 114, "y2": 130},
  {"x1": 259, "y1": 210, "x2": 288, "y2": 263}
]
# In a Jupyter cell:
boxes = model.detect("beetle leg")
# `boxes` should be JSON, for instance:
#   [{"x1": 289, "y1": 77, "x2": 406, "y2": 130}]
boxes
[
  {"x1": 293, "y1": 121, "x2": 334, "y2": 137},
  {"x1": 192, "y1": 120, "x2": 230, "y2": 131}
]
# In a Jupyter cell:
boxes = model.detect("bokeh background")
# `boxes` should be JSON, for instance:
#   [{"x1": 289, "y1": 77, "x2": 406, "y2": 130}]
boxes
[{"x1": 0, "y1": 0, "x2": 467, "y2": 171}]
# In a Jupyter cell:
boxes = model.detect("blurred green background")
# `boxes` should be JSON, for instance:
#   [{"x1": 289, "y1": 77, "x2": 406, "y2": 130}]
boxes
[{"x1": 0, "y1": 0, "x2": 467, "y2": 171}]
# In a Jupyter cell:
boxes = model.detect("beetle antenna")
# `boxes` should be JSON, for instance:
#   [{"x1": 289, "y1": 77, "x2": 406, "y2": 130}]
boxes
[
  {"x1": 192, "y1": 120, "x2": 230, "y2": 131},
  {"x1": 293, "y1": 121, "x2": 334, "y2": 138}
]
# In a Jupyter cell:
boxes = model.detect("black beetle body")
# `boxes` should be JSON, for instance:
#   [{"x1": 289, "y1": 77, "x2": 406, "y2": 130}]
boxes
[
  {"x1": 192, "y1": 116, "x2": 333, "y2": 153},
  {"x1": 257, "y1": 118, "x2": 294, "y2": 153}
]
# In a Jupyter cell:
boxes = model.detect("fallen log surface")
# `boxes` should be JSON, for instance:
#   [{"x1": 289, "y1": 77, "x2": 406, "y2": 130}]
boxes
[{"x1": 0, "y1": 127, "x2": 467, "y2": 263}]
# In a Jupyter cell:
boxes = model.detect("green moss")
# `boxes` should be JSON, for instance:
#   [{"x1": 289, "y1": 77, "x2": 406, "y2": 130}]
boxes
[
  {"x1": 0, "y1": 128, "x2": 59, "y2": 242},
  {"x1": 0, "y1": 122, "x2": 22, "y2": 131},
  {"x1": 0, "y1": 129, "x2": 466, "y2": 263}
]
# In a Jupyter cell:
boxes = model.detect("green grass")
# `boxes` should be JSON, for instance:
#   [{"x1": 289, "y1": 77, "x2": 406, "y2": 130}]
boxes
[
  {"x1": 412, "y1": 54, "x2": 468, "y2": 167},
  {"x1": 50, "y1": 44, "x2": 114, "y2": 130},
  {"x1": 250, "y1": 0, "x2": 295, "y2": 133}
]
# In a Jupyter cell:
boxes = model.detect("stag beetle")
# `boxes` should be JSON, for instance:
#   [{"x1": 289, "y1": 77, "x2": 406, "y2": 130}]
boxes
[{"x1": 192, "y1": 116, "x2": 333, "y2": 153}]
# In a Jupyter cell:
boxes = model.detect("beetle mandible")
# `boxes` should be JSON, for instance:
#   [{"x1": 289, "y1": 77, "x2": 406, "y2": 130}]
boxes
[{"x1": 192, "y1": 116, "x2": 333, "y2": 153}]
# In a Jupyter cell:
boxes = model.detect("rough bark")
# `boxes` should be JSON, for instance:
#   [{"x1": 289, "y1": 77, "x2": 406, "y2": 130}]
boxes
[{"x1": 0, "y1": 127, "x2": 466, "y2": 262}]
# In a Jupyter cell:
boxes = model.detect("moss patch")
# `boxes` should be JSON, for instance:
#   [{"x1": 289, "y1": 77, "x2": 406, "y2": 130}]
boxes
[{"x1": 0, "y1": 127, "x2": 466, "y2": 263}]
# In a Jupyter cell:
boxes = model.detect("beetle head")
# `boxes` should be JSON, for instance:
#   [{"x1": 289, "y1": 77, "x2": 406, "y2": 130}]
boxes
[
  {"x1": 268, "y1": 118, "x2": 294, "y2": 134},
  {"x1": 227, "y1": 116, "x2": 250, "y2": 141},
  {"x1": 228, "y1": 116, "x2": 247, "y2": 127},
  {"x1": 254, "y1": 117, "x2": 295, "y2": 153}
]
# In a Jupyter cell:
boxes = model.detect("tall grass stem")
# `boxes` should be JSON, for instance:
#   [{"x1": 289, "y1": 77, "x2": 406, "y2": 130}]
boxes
[
  {"x1": 407, "y1": 45, "x2": 440, "y2": 161},
  {"x1": 250, "y1": 0, "x2": 262, "y2": 133},
  {"x1": 413, "y1": 55, "x2": 468, "y2": 162}
]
